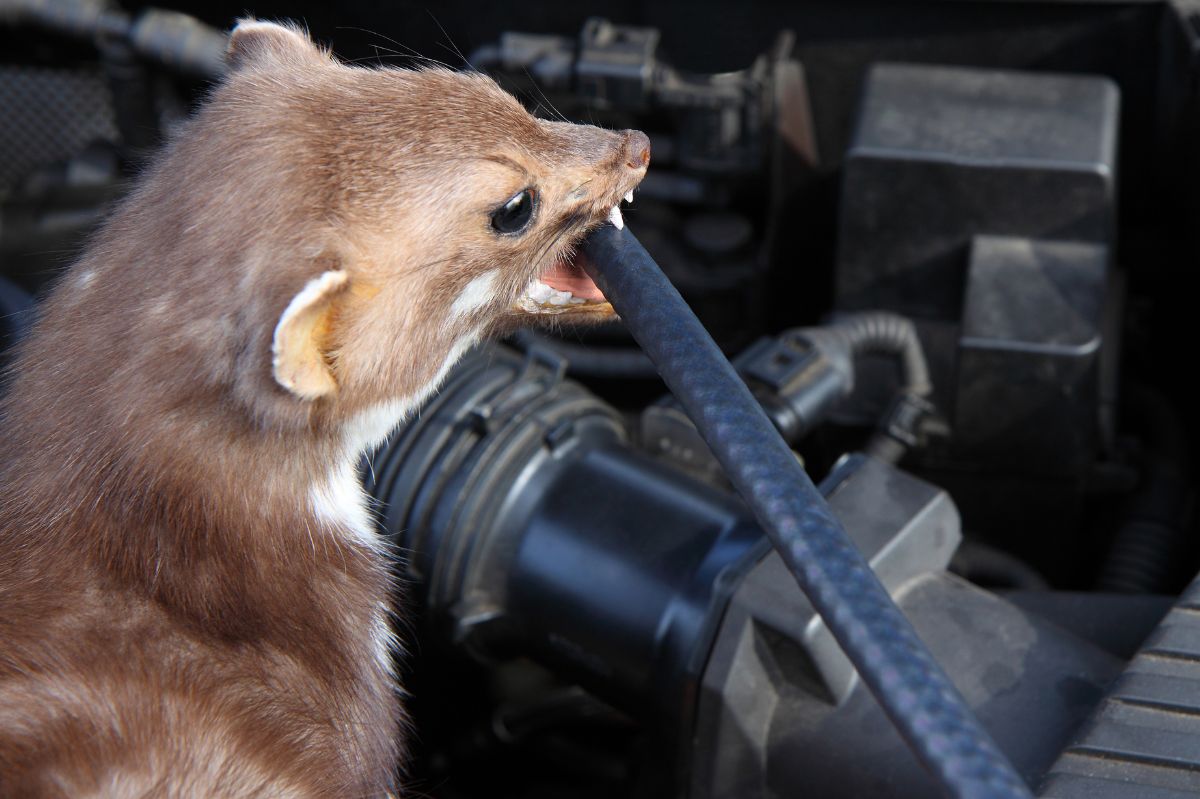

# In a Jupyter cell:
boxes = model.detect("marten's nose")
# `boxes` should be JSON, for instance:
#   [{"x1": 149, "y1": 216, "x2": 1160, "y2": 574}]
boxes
[{"x1": 622, "y1": 130, "x2": 651, "y2": 170}]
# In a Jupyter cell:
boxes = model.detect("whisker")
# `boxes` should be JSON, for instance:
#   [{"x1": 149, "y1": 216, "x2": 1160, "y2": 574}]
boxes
[
  {"x1": 524, "y1": 212, "x2": 591, "y2": 275},
  {"x1": 335, "y1": 26, "x2": 453, "y2": 70},
  {"x1": 425, "y1": 11, "x2": 473, "y2": 70},
  {"x1": 523, "y1": 67, "x2": 570, "y2": 123},
  {"x1": 393, "y1": 254, "x2": 459, "y2": 278},
  {"x1": 342, "y1": 48, "x2": 425, "y2": 68}
]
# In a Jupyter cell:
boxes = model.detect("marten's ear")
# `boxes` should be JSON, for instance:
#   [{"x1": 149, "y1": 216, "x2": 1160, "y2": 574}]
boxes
[
  {"x1": 227, "y1": 19, "x2": 328, "y2": 71},
  {"x1": 271, "y1": 270, "x2": 348, "y2": 400}
]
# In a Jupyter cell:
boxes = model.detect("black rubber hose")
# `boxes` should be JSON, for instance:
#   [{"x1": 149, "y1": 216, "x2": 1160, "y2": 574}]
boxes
[
  {"x1": 951, "y1": 539, "x2": 1050, "y2": 592},
  {"x1": 580, "y1": 224, "x2": 1031, "y2": 799},
  {"x1": 1098, "y1": 387, "x2": 1193, "y2": 594},
  {"x1": 512, "y1": 329, "x2": 658, "y2": 379},
  {"x1": 518, "y1": 312, "x2": 927, "y2": 385}
]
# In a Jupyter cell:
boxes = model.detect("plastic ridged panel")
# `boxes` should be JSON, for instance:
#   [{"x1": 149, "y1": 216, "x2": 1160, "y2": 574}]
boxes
[{"x1": 1039, "y1": 578, "x2": 1200, "y2": 797}]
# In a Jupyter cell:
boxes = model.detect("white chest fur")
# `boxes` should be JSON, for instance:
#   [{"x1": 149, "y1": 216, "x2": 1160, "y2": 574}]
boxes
[
  {"x1": 308, "y1": 329, "x2": 483, "y2": 549},
  {"x1": 306, "y1": 319, "x2": 481, "y2": 676}
]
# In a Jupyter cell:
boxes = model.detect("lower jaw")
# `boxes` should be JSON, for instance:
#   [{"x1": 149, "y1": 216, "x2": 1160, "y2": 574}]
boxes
[
  {"x1": 511, "y1": 249, "x2": 613, "y2": 318},
  {"x1": 508, "y1": 299, "x2": 615, "y2": 320}
]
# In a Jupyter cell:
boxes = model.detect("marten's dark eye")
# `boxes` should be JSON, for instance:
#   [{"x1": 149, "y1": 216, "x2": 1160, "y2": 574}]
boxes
[{"x1": 491, "y1": 189, "x2": 537, "y2": 235}]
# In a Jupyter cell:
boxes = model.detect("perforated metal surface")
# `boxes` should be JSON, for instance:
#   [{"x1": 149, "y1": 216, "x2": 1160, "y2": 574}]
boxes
[{"x1": 0, "y1": 65, "x2": 118, "y2": 189}]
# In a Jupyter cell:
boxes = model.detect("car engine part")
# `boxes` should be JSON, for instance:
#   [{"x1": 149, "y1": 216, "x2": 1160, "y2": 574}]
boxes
[
  {"x1": 578, "y1": 223, "x2": 1030, "y2": 796},
  {"x1": 4, "y1": 2, "x2": 1200, "y2": 797}
]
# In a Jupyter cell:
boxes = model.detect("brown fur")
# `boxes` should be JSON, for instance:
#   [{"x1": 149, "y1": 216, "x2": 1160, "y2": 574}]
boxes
[{"x1": 0, "y1": 20, "x2": 646, "y2": 798}]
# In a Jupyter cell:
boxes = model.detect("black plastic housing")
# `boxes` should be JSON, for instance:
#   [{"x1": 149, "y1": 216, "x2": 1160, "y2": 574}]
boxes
[{"x1": 365, "y1": 343, "x2": 766, "y2": 735}]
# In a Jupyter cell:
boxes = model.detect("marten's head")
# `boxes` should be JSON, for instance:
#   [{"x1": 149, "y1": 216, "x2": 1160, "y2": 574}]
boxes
[
  {"x1": 222, "y1": 21, "x2": 647, "y2": 420},
  {"x1": 16, "y1": 19, "x2": 647, "y2": 480}
]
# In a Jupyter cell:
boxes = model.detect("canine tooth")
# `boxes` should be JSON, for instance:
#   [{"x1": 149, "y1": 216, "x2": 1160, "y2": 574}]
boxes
[
  {"x1": 528, "y1": 282, "x2": 553, "y2": 302},
  {"x1": 608, "y1": 205, "x2": 624, "y2": 230},
  {"x1": 624, "y1": 190, "x2": 634, "y2": 204}
]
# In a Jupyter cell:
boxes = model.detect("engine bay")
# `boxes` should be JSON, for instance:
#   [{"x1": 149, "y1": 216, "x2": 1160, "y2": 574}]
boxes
[{"x1": 3, "y1": 2, "x2": 1199, "y2": 796}]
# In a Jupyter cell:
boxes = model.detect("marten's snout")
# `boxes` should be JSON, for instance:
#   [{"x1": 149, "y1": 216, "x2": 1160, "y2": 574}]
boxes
[{"x1": 622, "y1": 130, "x2": 651, "y2": 170}]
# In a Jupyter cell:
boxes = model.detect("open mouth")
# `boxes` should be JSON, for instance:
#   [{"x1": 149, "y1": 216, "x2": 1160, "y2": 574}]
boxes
[{"x1": 514, "y1": 190, "x2": 635, "y2": 315}]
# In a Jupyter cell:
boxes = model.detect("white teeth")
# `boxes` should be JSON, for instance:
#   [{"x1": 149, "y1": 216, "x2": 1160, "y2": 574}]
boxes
[
  {"x1": 608, "y1": 205, "x2": 624, "y2": 230},
  {"x1": 517, "y1": 279, "x2": 604, "y2": 312},
  {"x1": 624, "y1": 190, "x2": 634, "y2": 204}
]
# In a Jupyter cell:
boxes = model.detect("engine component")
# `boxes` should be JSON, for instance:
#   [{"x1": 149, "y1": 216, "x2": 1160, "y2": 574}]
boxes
[
  {"x1": 1097, "y1": 386, "x2": 1194, "y2": 594},
  {"x1": 1039, "y1": 575, "x2": 1200, "y2": 798},
  {"x1": 641, "y1": 328, "x2": 845, "y2": 483},
  {"x1": 366, "y1": 342, "x2": 767, "y2": 775},
  {"x1": 478, "y1": 17, "x2": 816, "y2": 354},
  {"x1": 836, "y1": 63, "x2": 1116, "y2": 320},
  {"x1": 832, "y1": 62, "x2": 1121, "y2": 581},
  {"x1": 8, "y1": 4, "x2": 1200, "y2": 798},
  {"x1": 0, "y1": 1, "x2": 228, "y2": 79},
  {"x1": 473, "y1": 17, "x2": 793, "y2": 177},
  {"x1": 956, "y1": 236, "x2": 1110, "y2": 475},
  {"x1": 578, "y1": 223, "x2": 1030, "y2": 797},
  {"x1": 694, "y1": 456, "x2": 1121, "y2": 798},
  {"x1": 643, "y1": 311, "x2": 937, "y2": 483},
  {"x1": 0, "y1": 2, "x2": 227, "y2": 295},
  {"x1": 364, "y1": 338, "x2": 1123, "y2": 798},
  {"x1": 511, "y1": 328, "x2": 658, "y2": 379}
]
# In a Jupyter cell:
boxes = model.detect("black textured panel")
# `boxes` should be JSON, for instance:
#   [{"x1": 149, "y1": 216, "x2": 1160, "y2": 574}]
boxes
[
  {"x1": 1039, "y1": 578, "x2": 1200, "y2": 796},
  {"x1": 0, "y1": 66, "x2": 118, "y2": 188}
]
